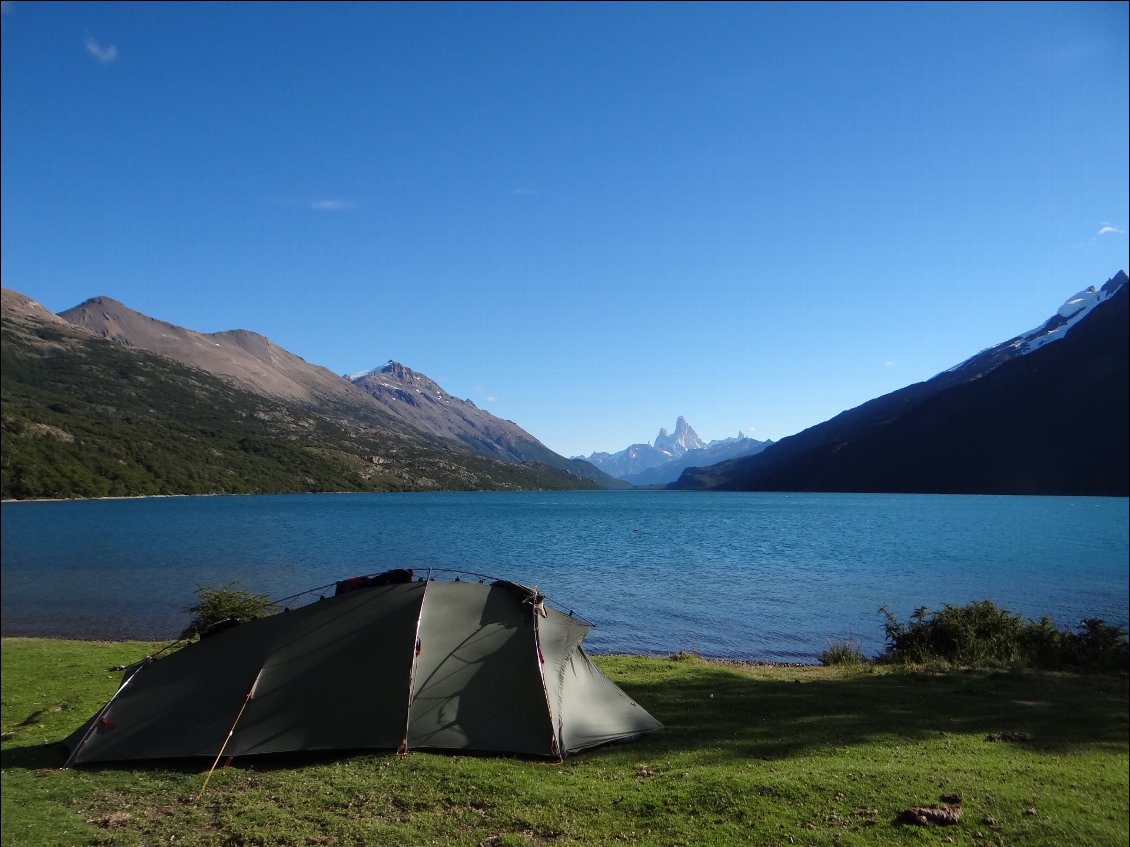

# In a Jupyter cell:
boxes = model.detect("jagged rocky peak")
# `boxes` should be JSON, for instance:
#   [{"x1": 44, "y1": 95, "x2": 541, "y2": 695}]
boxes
[
  {"x1": 346, "y1": 360, "x2": 454, "y2": 404},
  {"x1": 1100, "y1": 269, "x2": 1128, "y2": 295},
  {"x1": 350, "y1": 360, "x2": 431, "y2": 386},
  {"x1": 346, "y1": 360, "x2": 394, "y2": 381},
  {"x1": 653, "y1": 416, "x2": 706, "y2": 455},
  {"x1": 377, "y1": 361, "x2": 414, "y2": 381}
]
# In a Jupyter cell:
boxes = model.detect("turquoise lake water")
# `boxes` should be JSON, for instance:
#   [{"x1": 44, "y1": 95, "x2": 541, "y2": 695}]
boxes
[{"x1": 1, "y1": 491, "x2": 1126, "y2": 663}]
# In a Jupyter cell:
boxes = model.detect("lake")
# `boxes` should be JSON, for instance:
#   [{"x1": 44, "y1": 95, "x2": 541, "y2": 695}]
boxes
[{"x1": 1, "y1": 491, "x2": 1126, "y2": 663}]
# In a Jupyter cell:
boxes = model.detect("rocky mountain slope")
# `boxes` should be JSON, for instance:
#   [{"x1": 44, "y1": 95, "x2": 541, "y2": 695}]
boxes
[
  {"x1": 348, "y1": 362, "x2": 619, "y2": 485},
  {"x1": 51, "y1": 295, "x2": 615, "y2": 488},
  {"x1": 59, "y1": 296, "x2": 373, "y2": 406},
  {"x1": 672, "y1": 271, "x2": 1128, "y2": 496},
  {"x1": 1, "y1": 289, "x2": 605, "y2": 498}
]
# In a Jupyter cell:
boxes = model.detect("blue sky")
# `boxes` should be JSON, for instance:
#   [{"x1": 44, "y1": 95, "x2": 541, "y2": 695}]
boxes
[{"x1": 2, "y1": 2, "x2": 1127, "y2": 459}]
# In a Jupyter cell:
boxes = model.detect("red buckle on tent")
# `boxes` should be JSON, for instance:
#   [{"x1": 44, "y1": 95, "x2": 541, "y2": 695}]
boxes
[{"x1": 97, "y1": 716, "x2": 118, "y2": 731}]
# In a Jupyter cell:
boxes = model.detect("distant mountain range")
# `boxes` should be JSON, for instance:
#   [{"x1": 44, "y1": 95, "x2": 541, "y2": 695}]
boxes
[
  {"x1": 1, "y1": 290, "x2": 618, "y2": 499},
  {"x1": 672, "y1": 271, "x2": 1128, "y2": 496},
  {"x1": 582, "y1": 416, "x2": 772, "y2": 485},
  {"x1": 3, "y1": 270, "x2": 1124, "y2": 499}
]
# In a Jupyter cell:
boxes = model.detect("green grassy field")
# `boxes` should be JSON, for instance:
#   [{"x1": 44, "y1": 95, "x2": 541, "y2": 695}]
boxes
[{"x1": 2, "y1": 638, "x2": 1127, "y2": 846}]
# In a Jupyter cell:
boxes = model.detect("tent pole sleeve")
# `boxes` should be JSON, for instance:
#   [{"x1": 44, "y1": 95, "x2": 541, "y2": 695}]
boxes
[
  {"x1": 399, "y1": 580, "x2": 430, "y2": 757},
  {"x1": 61, "y1": 656, "x2": 153, "y2": 770},
  {"x1": 195, "y1": 667, "x2": 263, "y2": 800}
]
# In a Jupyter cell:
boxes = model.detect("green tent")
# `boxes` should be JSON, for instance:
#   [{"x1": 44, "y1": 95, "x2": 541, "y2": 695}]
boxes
[{"x1": 64, "y1": 573, "x2": 661, "y2": 764}]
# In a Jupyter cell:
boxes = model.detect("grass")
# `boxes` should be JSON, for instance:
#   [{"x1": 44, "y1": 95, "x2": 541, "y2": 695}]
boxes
[{"x1": 2, "y1": 638, "x2": 1127, "y2": 847}]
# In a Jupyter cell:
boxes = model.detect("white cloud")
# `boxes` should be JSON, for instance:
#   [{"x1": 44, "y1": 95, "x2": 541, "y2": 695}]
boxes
[
  {"x1": 310, "y1": 199, "x2": 356, "y2": 211},
  {"x1": 485, "y1": 396, "x2": 497, "y2": 404},
  {"x1": 85, "y1": 36, "x2": 117, "y2": 63},
  {"x1": 1097, "y1": 223, "x2": 1124, "y2": 236}
]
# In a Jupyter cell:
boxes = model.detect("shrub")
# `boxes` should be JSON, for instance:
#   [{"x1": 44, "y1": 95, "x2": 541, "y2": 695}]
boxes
[
  {"x1": 180, "y1": 581, "x2": 278, "y2": 640},
  {"x1": 1068, "y1": 618, "x2": 1130, "y2": 672},
  {"x1": 820, "y1": 638, "x2": 866, "y2": 666},
  {"x1": 879, "y1": 601, "x2": 1128, "y2": 672}
]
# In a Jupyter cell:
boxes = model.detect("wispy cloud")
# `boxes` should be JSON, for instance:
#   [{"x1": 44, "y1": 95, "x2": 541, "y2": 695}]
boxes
[
  {"x1": 511, "y1": 187, "x2": 536, "y2": 197},
  {"x1": 85, "y1": 36, "x2": 117, "y2": 63},
  {"x1": 1076, "y1": 222, "x2": 1126, "y2": 249},
  {"x1": 485, "y1": 395, "x2": 497, "y2": 404},
  {"x1": 310, "y1": 199, "x2": 357, "y2": 212}
]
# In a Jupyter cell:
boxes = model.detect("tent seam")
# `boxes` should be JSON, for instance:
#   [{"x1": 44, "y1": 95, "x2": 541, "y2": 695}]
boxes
[
  {"x1": 531, "y1": 611, "x2": 563, "y2": 761},
  {"x1": 399, "y1": 578, "x2": 430, "y2": 756}
]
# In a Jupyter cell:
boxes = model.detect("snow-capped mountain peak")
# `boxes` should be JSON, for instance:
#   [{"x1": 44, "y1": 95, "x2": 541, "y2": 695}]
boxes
[
  {"x1": 584, "y1": 417, "x2": 771, "y2": 484},
  {"x1": 945, "y1": 271, "x2": 1127, "y2": 380},
  {"x1": 653, "y1": 415, "x2": 706, "y2": 456}
]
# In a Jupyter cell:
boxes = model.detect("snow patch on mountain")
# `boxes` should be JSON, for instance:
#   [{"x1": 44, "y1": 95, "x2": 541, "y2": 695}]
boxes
[{"x1": 946, "y1": 272, "x2": 1127, "y2": 377}]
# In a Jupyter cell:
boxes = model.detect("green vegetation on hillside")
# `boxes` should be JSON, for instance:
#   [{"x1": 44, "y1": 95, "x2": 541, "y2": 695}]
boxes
[
  {"x1": 2, "y1": 638, "x2": 1127, "y2": 847},
  {"x1": 1, "y1": 322, "x2": 599, "y2": 499}
]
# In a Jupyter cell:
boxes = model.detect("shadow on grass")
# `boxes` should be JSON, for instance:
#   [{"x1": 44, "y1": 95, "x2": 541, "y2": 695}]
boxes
[
  {"x1": 0, "y1": 741, "x2": 68, "y2": 770},
  {"x1": 3, "y1": 665, "x2": 1125, "y2": 773},
  {"x1": 0, "y1": 737, "x2": 527, "y2": 775},
  {"x1": 617, "y1": 663, "x2": 1129, "y2": 762}
]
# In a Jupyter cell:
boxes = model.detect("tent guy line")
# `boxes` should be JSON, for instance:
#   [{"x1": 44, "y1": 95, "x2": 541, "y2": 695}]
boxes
[{"x1": 197, "y1": 668, "x2": 264, "y2": 800}]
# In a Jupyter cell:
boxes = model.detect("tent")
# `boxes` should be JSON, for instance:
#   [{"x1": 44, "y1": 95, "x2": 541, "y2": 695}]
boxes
[{"x1": 64, "y1": 571, "x2": 662, "y2": 764}]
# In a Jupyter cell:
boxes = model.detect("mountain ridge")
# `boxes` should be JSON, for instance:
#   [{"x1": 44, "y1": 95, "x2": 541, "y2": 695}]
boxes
[
  {"x1": 349, "y1": 361, "x2": 622, "y2": 485},
  {"x1": 671, "y1": 270, "x2": 1128, "y2": 496},
  {"x1": 50, "y1": 295, "x2": 615, "y2": 487},
  {"x1": 1, "y1": 288, "x2": 610, "y2": 497},
  {"x1": 584, "y1": 416, "x2": 772, "y2": 484},
  {"x1": 59, "y1": 295, "x2": 372, "y2": 407}
]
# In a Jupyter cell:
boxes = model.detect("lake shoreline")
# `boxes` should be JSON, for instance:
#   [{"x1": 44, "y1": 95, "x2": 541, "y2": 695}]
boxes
[{"x1": 0, "y1": 635, "x2": 821, "y2": 668}]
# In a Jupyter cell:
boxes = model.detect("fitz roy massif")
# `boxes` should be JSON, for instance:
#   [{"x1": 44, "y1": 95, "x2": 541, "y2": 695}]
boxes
[{"x1": 1, "y1": 271, "x2": 1126, "y2": 499}]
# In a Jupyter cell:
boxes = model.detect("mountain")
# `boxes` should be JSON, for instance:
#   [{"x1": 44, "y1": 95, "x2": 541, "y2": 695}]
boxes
[
  {"x1": 654, "y1": 416, "x2": 707, "y2": 454},
  {"x1": 623, "y1": 432, "x2": 773, "y2": 486},
  {"x1": 672, "y1": 271, "x2": 1129, "y2": 496},
  {"x1": 59, "y1": 296, "x2": 373, "y2": 406},
  {"x1": 53, "y1": 295, "x2": 616, "y2": 488},
  {"x1": 584, "y1": 416, "x2": 771, "y2": 485},
  {"x1": 348, "y1": 362, "x2": 623, "y2": 487},
  {"x1": 2, "y1": 289, "x2": 608, "y2": 498}
]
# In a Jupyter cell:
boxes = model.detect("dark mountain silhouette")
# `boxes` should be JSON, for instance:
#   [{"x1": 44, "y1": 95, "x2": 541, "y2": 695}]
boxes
[{"x1": 672, "y1": 272, "x2": 1128, "y2": 496}]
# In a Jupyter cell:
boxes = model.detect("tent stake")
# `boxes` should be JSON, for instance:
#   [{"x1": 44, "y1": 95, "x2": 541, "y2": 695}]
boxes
[{"x1": 196, "y1": 668, "x2": 263, "y2": 801}]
